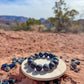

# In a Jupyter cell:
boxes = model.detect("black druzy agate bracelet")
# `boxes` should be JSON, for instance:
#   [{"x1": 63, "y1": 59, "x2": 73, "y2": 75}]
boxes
[{"x1": 27, "y1": 52, "x2": 59, "y2": 72}]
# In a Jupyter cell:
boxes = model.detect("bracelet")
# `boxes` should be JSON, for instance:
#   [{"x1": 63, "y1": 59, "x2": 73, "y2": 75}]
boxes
[{"x1": 27, "y1": 52, "x2": 59, "y2": 72}]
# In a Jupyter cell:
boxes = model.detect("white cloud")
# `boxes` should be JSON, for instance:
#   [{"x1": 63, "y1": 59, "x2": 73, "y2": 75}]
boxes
[
  {"x1": 66, "y1": 0, "x2": 84, "y2": 19},
  {"x1": 0, "y1": 0, "x2": 84, "y2": 19}
]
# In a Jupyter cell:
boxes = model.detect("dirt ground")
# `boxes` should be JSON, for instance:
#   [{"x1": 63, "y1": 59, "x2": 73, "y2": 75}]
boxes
[{"x1": 0, "y1": 30, "x2": 84, "y2": 84}]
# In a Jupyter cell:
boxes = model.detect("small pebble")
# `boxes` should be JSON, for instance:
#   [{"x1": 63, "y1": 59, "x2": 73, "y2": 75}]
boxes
[
  {"x1": 65, "y1": 60, "x2": 69, "y2": 63},
  {"x1": 71, "y1": 62, "x2": 77, "y2": 69},
  {"x1": 74, "y1": 68, "x2": 80, "y2": 72},
  {"x1": 60, "y1": 56, "x2": 62, "y2": 59},
  {"x1": 75, "y1": 61, "x2": 80, "y2": 65},
  {"x1": 71, "y1": 59, "x2": 75, "y2": 62},
  {"x1": 70, "y1": 66, "x2": 75, "y2": 70},
  {"x1": 8, "y1": 79, "x2": 16, "y2": 84},
  {"x1": 12, "y1": 58, "x2": 17, "y2": 61},
  {"x1": 17, "y1": 58, "x2": 24, "y2": 64}
]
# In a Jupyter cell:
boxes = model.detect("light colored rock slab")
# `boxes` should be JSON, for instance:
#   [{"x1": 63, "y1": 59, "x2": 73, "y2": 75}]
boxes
[{"x1": 21, "y1": 59, "x2": 66, "y2": 81}]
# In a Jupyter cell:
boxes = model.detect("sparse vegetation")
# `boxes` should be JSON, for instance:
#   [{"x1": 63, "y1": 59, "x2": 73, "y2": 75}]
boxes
[
  {"x1": 0, "y1": 0, "x2": 84, "y2": 33},
  {"x1": 13, "y1": 18, "x2": 42, "y2": 31}
]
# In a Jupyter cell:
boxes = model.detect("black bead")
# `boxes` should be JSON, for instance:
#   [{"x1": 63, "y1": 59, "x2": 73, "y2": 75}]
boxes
[
  {"x1": 28, "y1": 57, "x2": 33, "y2": 61},
  {"x1": 17, "y1": 58, "x2": 24, "y2": 64},
  {"x1": 35, "y1": 53, "x2": 39, "y2": 58},
  {"x1": 53, "y1": 55, "x2": 57, "y2": 58},
  {"x1": 49, "y1": 62, "x2": 55, "y2": 69},
  {"x1": 39, "y1": 52, "x2": 44, "y2": 57},
  {"x1": 36, "y1": 64, "x2": 42, "y2": 71},
  {"x1": 53, "y1": 57, "x2": 59, "y2": 61},
  {"x1": 35, "y1": 53, "x2": 39, "y2": 56},
  {"x1": 52, "y1": 60, "x2": 58, "y2": 66},
  {"x1": 75, "y1": 61, "x2": 80, "y2": 65},
  {"x1": 44, "y1": 52, "x2": 49, "y2": 57},
  {"x1": 49, "y1": 53, "x2": 53, "y2": 59},
  {"x1": 43, "y1": 64, "x2": 49, "y2": 71},
  {"x1": 30, "y1": 62, "x2": 37, "y2": 69},
  {"x1": 28, "y1": 60, "x2": 33, "y2": 65},
  {"x1": 71, "y1": 59, "x2": 75, "y2": 62},
  {"x1": 8, "y1": 79, "x2": 16, "y2": 83}
]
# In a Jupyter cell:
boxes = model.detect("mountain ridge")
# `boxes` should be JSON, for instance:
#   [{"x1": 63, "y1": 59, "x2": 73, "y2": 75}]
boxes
[
  {"x1": 0, "y1": 15, "x2": 45, "y2": 23},
  {"x1": 0, "y1": 15, "x2": 29, "y2": 22}
]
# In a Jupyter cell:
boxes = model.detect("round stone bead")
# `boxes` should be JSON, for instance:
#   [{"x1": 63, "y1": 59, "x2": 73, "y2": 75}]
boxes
[
  {"x1": 39, "y1": 52, "x2": 44, "y2": 57},
  {"x1": 53, "y1": 57, "x2": 59, "y2": 61},
  {"x1": 53, "y1": 55, "x2": 57, "y2": 58},
  {"x1": 24, "y1": 57, "x2": 27, "y2": 60},
  {"x1": 35, "y1": 53, "x2": 39, "y2": 56},
  {"x1": 44, "y1": 52, "x2": 49, "y2": 57},
  {"x1": 28, "y1": 57, "x2": 33, "y2": 61},
  {"x1": 49, "y1": 62, "x2": 55, "y2": 69},
  {"x1": 36, "y1": 64, "x2": 42, "y2": 71},
  {"x1": 49, "y1": 53, "x2": 53, "y2": 59},
  {"x1": 52, "y1": 60, "x2": 58, "y2": 65},
  {"x1": 30, "y1": 62, "x2": 37, "y2": 69},
  {"x1": 35, "y1": 53, "x2": 39, "y2": 58},
  {"x1": 28, "y1": 60, "x2": 33, "y2": 65},
  {"x1": 30, "y1": 55, "x2": 36, "y2": 60},
  {"x1": 43, "y1": 64, "x2": 49, "y2": 71},
  {"x1": 60, "y1": 56, "x2": 62, "y2": 59}
]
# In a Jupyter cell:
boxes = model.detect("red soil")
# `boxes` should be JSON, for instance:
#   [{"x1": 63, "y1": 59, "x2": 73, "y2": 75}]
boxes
[{"x1": 0, "y1": 30, "x2": 84, "y2": 84}]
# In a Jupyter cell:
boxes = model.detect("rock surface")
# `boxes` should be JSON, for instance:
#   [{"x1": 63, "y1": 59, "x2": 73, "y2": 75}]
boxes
[{"x1": 0, "y1": 30, "x2": 84, "y2": 84}]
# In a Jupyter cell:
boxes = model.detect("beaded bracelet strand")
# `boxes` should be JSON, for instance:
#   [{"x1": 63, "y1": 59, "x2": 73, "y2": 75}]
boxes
[{"x1": 27, "y1": 52, "x2": 59, "y2": 72}]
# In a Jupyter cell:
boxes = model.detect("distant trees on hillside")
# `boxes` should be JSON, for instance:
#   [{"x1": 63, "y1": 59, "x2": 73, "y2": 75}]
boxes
[{"x1": 13, "y1": 18, "x2": 42, "y2": 31}]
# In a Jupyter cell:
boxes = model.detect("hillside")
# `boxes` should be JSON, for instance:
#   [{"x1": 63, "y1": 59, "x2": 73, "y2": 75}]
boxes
[
  {"x1": 0, "y1": 16, "x2": 45, "y2": 22},
  {"x1": 0, "y1": 16, "x2": 29, "y2": 22},
  {"x1": 0, "y1": 20, "x2": 22, "y2": 30},
  {"x1": 0, "y1": 30, "x2": 84, "y2": 84},
  {"x1": 79, "y1": 19, "x2": 84, "y2": 24}
]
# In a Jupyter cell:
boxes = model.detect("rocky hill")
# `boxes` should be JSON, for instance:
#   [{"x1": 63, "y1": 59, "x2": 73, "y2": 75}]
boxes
[
  {"x1": 0, "y1": 16, "x2": 29, "y2": 22},
  {"x1": 0, "y1": 16, "x2": 45, "y2": 22}
]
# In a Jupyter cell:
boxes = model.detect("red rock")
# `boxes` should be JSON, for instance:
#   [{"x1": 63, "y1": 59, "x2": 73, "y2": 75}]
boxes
[{"x1": 0, "y1": 30, "x2": 84, "y2": 84}]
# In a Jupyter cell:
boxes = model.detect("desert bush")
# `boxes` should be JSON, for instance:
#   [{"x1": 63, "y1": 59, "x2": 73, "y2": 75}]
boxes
[
  {"x1": 67, "y1": 24, "x2": 81, "y2": 33},
  {"x1": 29, "y1": 25, "x2": 47, "y2": 32},
  {"x1": 13, "y1": 18, "x2": 41, "y2": 31}
]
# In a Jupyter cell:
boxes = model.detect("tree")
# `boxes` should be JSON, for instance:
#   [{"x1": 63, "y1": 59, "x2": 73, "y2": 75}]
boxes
[
  {"x1": 52, "y1": 0, "x2": 79, "y2": 32},
  {"x1": 26, "y1": 18, "x2": 41, "y2": 26},
  {"x1": 13, "y1": 18, "x2": 41, "y2": 31}
]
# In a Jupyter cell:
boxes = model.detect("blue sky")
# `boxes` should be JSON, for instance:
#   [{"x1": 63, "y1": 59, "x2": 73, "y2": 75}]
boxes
[{"x1": 0, "y1": 0, "x2": 84, "y2": 19}]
